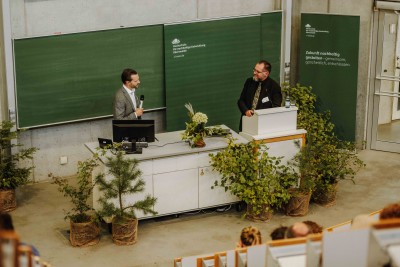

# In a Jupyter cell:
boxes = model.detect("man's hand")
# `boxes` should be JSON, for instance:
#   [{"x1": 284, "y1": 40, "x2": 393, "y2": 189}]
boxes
[
  {"x1": 135, "y1": 108, "x2": 144, "y2": 117},
  {"x1": 245, "y1": 110, "x2": 254, "y2": 117}
]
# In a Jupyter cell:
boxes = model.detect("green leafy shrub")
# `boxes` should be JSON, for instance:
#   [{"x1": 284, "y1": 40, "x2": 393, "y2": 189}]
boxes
[{"x1": 0, "y1": 121, "x2": 37, "y2": 190}]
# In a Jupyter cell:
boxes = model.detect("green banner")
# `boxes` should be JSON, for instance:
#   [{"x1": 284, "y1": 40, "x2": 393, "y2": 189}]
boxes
[
  {"x1": 299, "y1": 14, "x2": 360, "y2": 141},
  {"x1": 164, "y1": 13, "x2": 282, "y2": 132}
]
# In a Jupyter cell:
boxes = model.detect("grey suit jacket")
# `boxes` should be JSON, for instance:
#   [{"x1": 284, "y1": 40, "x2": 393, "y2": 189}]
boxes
[{"x1": 113, "y1": 87, "x2": 139, "y2": 120}]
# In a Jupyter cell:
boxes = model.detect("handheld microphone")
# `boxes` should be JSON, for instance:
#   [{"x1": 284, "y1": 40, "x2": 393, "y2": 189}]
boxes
[{"x1": 139, "y1": 95, "x2": 144, "y2": 109}]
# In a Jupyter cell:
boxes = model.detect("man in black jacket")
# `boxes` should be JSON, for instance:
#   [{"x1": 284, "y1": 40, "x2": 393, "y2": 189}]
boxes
[{"x1": 237, "y1": 60, "x2": 282, "y2": 131}]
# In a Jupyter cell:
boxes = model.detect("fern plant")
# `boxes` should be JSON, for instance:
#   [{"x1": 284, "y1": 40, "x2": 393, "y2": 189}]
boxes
[{"x1": 95, "y1": 149, "x2": 157, "y2": 223}]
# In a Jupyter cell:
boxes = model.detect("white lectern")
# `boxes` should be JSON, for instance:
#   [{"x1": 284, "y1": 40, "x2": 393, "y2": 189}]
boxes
[
  {"x1": 240, "y1": 106, "x2": 306, "y2": 164},
  {"x1": 242, "y1": 107, "x2": 298, "y2": 136}
]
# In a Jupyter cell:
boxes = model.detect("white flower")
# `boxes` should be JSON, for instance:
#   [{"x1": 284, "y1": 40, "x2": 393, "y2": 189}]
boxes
[{"x1": 192, "y1": 112, "x2": 208, "y2": 124}]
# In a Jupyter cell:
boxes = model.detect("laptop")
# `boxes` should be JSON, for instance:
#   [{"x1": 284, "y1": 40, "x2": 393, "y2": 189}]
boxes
[{"x1": 98, "y1": 138, "x2": 113, "y2": 148}]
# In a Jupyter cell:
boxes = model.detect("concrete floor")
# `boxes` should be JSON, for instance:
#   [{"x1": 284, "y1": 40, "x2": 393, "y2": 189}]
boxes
[{"x1": 9, "y1": 149, "x2": 400, "y2": 267}]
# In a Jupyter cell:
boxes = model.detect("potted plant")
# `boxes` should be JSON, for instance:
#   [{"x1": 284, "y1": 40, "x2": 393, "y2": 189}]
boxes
[
  {"x1": 311, "y1": 137, "x2": 365, "y2": 206},
  {"x1": 95, "y1": 148, "x2": 157, "y2": 245},
  {"x1": 283, "y1": 84, "x2": 365, "y2": 207},
  {"x1": 181, "y1": 103, "x2": 209, "y2": 148},
  {"x1": 0, "y1": 120, "x2": 38, "y2": 212},
  {"x1": 209, "y1": 138, "x2": 296, "y2": 222},
  {"x1": 51, "y1": 156, "x2": 102, "y2": 247},
  {"x1": 284, "y1": 140, "x2": 316, "y2": 216}
]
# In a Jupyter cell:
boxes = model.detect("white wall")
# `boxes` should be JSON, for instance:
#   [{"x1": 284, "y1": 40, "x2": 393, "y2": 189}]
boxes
[
  {"x1": 4, "y1": 0, "x2": 279, "y2": 182},
  {"x1": 0, "y1": 1, "x2": 8, "y2": 121}
]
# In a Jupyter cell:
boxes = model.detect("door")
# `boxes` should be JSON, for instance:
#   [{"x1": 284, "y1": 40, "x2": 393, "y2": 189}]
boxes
[{"x1": 368, "y1": 8, "x2": 400, "y2": 153}]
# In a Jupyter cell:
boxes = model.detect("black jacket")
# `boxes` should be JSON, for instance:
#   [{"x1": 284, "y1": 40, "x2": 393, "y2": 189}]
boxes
[{"x1": 237, "y1": 76, "x2": 282, "y2": 130}]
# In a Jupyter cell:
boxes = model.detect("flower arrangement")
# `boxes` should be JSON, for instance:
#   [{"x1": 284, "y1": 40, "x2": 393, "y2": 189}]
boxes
[{"x1": 181, "y1": 103, "x2": 209, "y2": 147}]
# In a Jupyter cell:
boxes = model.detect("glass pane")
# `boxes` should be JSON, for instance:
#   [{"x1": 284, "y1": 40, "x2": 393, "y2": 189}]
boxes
[{"x1": 377, "y1": 94, "x2": 400, "y2": 143}]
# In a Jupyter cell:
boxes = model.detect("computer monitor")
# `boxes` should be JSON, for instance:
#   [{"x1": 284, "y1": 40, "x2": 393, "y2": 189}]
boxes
[{"x1": 112, "y1": 120, "x2": 155, "y2": 143}]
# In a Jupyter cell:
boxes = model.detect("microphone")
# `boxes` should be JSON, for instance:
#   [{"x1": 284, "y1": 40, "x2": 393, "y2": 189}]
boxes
[{"x1": 139, "y1": 95, "x2": 144, "y2": 109}]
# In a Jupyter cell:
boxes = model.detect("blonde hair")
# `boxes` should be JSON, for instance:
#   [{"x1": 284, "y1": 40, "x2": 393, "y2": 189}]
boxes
[{"x1": 240, "y1": 226, "x2": 262, "y2": 247}]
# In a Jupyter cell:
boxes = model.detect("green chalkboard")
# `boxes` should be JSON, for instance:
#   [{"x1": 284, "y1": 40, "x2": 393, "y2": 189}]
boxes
[
  {"x1": 164, "y1": 12, "x2": 282, "y2": 132},
  {"x1": 261, "y1": 12, "x2": 282, "y2": 82},
  {"x1": 299, "y1": 14, "x2": 360, "y2": 141},
  {"x1": 14, "y1": 25, "x2": 164, "y2": 128}
]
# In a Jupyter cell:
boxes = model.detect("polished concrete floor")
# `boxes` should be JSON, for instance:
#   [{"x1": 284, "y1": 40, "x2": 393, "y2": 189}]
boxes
[
  {"x1": 378, "y1": 119, "x2": 400, "y2": 143},
  {"x1": 9, "y1": 149, "x2": 400, "y2": 267}
]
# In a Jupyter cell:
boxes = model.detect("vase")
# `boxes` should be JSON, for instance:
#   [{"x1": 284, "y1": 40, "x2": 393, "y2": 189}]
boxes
[
  {"x1": 194, "y1": 139, "x2": 206, "y2": 148},
  {"x1": 112, "y1": 218, "x2": 138, "y2": 245},
  {"x1": 312, "y1": 182, "x2": 338, "y2": 207},
  {"x1": 285, "y1": 189, "x2": 312, "y2": 216},
  {"x1": 246, "y1": 204, "x2": 272, "y2": 222},
  {"x1": 70, "y1": 220, "x2": 100, "y2": 247},
  {"x1": 0, "y1": 189, "x2": 17, "y2": 212}
]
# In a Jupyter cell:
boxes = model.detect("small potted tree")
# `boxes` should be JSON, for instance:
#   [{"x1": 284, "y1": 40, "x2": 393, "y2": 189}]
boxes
[
  {"x1": 0, "y1": 120, "x2": 37, "y2": 212},
  {"x1": 209, "y1": 138, "x2": 296, "y2": 222},
  {"x1": 284, "y1": 140, "x2": 316, "y2": 216},
  {"x1": 311, "y1": 137, "x2": 365, "y2": 206},
  {"x1": 51, "y1": 156, "x2": 101, "y2": 247},
  {"x1": 282, "y1": 84, "x2": 333, "y2": 215},
  {"x1": 95, "y1": 148, "x2": 157, "y2": 245}
]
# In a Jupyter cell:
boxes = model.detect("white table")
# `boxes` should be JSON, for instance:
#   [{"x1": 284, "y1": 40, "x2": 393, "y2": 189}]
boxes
[{"x1": 85, "y1": 125, "x2": 247, "y2": 219}]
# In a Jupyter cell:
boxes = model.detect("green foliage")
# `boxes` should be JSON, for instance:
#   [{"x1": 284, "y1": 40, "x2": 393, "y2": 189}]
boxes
[
  {"x1": 95, "y1": 148, "x2": 157, "y2": 222},
  {"x1": 0, "y1": 120, "x2": 38, "y2": 189},
  {"x1": 282, "y1": 83, "x2": 335, "y2": 143},
  {"x1": 282, "y1": 83, "x2": 365, "y2": 195},
  {"x1": 181, "y1": 103, "x2": 229, "y2": 147},
  {"x1": 311, "y1": 137, "x2": 365, "y2": 186},
  {"x1": 209, "y1": 138, "x2": 297, "y2": 217},
  {"x1": 51, "y1": 156, "x2": 101, "y2": 223},
  {"x1": 181, "y1": 103, "x2": 209, "y2": 146}
]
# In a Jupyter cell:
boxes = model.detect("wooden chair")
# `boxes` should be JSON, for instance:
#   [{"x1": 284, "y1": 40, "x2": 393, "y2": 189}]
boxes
[{"x1": 0, "y1": 230, "x2": 20, "y2": 267}]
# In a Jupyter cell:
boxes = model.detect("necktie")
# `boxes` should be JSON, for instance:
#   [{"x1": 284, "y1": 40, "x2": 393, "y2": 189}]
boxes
[
  {"x1": 130, "y1": 91, "x2": 137, "y2": 109},
  {"x1": 251, "y1": 82, "x2": 262, "y2": 110}
]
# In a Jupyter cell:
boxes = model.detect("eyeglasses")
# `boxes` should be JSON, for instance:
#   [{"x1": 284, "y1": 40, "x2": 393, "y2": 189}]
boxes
[{"x1": 253, "y1": 68, "x2": 266, "y2": 74}]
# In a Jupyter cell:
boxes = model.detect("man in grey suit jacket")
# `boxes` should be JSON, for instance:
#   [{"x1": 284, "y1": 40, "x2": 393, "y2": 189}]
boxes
[{"x1": 113, "y1": 68, "x2": 144, "y2": 120}]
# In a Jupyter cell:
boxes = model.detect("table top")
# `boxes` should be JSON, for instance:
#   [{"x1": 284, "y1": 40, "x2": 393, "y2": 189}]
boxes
[{"x1": 85, "y1": 125, "x2": 247, "y2": 161}]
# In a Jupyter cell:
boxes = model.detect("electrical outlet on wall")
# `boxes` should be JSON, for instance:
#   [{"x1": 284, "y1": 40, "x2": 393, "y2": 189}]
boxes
[{"x1": 60, "y1": 156, "x2": 68, "y2": 165}]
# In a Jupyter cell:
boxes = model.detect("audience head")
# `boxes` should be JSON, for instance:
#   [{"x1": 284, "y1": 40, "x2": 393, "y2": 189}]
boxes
[
  {"x1": 0, "y1": 212, "x2": 15, "y2": 231},
  {"x1": 351, "y1": 214, "x2": 376, "y2": 229},
  {"x1": 303, "y1": 220, "x2": 323, "y2": 234},
  {"x1": 286, "y1": 222, "x2": 311, "y2": 238},
  {"x1": 270, "y1": 226, "x2": 288, "y2": 240},
  {"x1": 380, "y1": 203, "x2": 400, "y2": 220},
  {"x1": 238, "y1": 226, "x2": 262, "y2": 247}
]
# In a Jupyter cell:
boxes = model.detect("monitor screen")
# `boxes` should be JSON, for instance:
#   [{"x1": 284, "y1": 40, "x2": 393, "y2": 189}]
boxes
[{"x1": 112, "y1": 120, "x2": 155, "y2": 143}]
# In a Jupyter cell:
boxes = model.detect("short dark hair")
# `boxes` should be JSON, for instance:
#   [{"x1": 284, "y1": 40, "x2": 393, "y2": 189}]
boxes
[
  {"x1": 303, "y1": 220, "x2": 323, "y2": 234},
  {"x1": 380, "y1": 203, "x2": 400, "y2": 219},
  {"x1": 258, "y1": 60, "x2": 272, "y2": 73},
  {"x1": 0, "y1": 212, "x2": 15, "y2": 231},
  {"x1": 270, "y1": 226, "x2": 288, "y2": 240},
  {"x1": 121, "y1": 68, "x2": 138, "y2": 84}
]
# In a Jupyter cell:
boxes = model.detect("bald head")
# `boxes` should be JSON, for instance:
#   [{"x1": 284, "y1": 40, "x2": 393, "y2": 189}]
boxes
[{"x1": 286, "y1": 222, "x2": 310, "y2": 238}]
